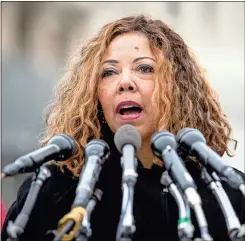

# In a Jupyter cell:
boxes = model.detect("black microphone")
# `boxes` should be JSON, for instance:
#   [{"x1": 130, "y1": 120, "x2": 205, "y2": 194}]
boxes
[
  {"x1": 54, "y1": 139, "x2": 110, "y2": 241},
  {"x1": 73, "y1": 139, "x2": 110, "y2": 208},
  {"x1": 151, "y1": 130, "x2": 213, "y2": 241},
  {"x1": 2, "y1": 134, "x2": 77, "y2": 177},
  {"x1": 114, "y1": 124, "x2": 141, "y2": 241},
  {"x1": 151, "y1": 131, "x2": 196, "y2": 191},
  {"x1": 176, "y1": 128, "x2": 245, "y2": 195}
]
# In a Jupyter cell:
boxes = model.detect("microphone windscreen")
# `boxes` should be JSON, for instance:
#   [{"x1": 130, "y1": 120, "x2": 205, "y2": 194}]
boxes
[
  {"x1": 48, "y1": 134, "x2": 77, "y2": 159},
  {"x1": 114, "y1": 124, "x2": 142, "y2": 153},
  {"x1": 176, "y1": 128, "x2": 206, "y2": 147}
]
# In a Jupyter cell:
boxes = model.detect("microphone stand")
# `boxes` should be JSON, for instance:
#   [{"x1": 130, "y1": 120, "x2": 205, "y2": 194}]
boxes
[
  {"x1": 160, "y1": 171, "x2": 194, "y2": 241},
  {"x1": 163, "y1": 146, "x2": 212, "y2": 241},
  {"x1": 6, "y1": 166, "x2": 51, "y2": 241},
  {"x1": 76, "y1": 189, "x2": 103, "y2": 241},
  {"x1": 116, "y1": 157, "x2": 138, "y2": 241},
  {"x1": 201, "y1": 168, "x2": 245, "y2": 241}
]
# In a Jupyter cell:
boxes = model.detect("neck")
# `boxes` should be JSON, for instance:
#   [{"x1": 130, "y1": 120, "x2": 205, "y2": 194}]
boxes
[{"x1": 136, "y1": 139, "x2": 154, "y2": 169}]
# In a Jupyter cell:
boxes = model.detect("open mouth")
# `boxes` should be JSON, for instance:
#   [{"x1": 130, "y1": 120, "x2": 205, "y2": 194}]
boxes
[
  {"x1": 116, "y1": 101, "x2": 143, "y2": 120},
  {"x1": 119, "y1": 106, "x2": 143, "y2": 115},
  {"x1": 116, "y1": 101, "x2": 143, "y2": 121}
]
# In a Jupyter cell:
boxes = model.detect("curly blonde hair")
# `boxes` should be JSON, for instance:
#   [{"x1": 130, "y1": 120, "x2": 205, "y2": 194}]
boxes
[{"x1": 39, "y1": 15, "x2": 233, "y2": 176}]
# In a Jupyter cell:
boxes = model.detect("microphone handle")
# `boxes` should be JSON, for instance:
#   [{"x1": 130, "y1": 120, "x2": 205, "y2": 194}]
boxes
[
  {"x1": 192, "y1": 142, "x2": 225, "y2": 173},
  {"x1": 73, "y1": 156, "x2": 101, "y2": 208},
  {"x1": 193, "y1": 142, "x2": 244, "y2": 191},
  {"x1": 7, "y1": 166, "x2": 51, "y2": 239},
  {"x1": 162, "y1": 146, "x2": 196, "y2": 191},
  {"x1": 122, "y1": 145, "x2": 137, "y2": 173}
]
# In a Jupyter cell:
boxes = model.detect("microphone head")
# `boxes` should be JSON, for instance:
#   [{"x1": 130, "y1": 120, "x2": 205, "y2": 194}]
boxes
[
  {"x1": 151, "y1": 131, "x2": 177, "y2": 159},
  {"x1": 114, "y1": 125, "x2": 142, "y2": 153},
  {"x1": 176, "y1": 128, "x2": 206, "y2": 154},
  {"x1": 48, "y1": 134, "x2": 77, "y2": 160},
  {"x1": 85, "y1": 139, "x2": 110, "y2": 164}
]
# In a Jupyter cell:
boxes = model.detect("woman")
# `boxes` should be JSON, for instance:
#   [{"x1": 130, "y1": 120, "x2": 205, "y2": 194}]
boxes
[{"x1": 2, "y1": 15, "x2": 244, "y2": 241}]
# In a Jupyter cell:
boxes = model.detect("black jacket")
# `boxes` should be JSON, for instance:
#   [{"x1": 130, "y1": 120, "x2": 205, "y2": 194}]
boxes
[{"x1": 2, "y1": 152, "x2": 245, "y2": 241}]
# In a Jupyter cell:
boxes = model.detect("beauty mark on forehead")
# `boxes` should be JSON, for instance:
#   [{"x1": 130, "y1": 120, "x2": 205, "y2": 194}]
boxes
[{"x1": 134, "y1": 46, "x2": 139, "y2": 51}]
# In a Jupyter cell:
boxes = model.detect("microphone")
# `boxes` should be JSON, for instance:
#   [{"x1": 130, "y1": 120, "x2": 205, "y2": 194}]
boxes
[
  {"x1": 151, "y1": 130, "x2": 213, "y2": 241},
  {"x1": 54, "y1": 139, "x2": 110, "y2": 241},
  {"x1": 2, "y1": 134, "x2": 77, "y2": 177},
  {"x1": 176, "y1": 128, "x2": 245, "y2": 196},
  {"x1": 73, "y1": 139, "x2": 110, "y2": 208},
  {"x1": 114, "y1": 124, "x2": 141, "y2": 182},
  {"x1": 114, "y1": 124, "x2": 141, "y2": 241},
  {"x1": 151, "y1": 131, "x2": 196, "y2": 191}
]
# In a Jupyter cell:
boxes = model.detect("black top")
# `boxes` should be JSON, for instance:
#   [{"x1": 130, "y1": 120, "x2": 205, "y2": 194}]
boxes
[{"x1": 2, "y1": 152, "x2": 245, "y2": 241}]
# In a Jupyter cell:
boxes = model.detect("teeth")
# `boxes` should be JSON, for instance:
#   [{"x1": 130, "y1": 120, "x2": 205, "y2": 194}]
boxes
[{"x1": 121, "y1": 105, "x2": 135, "y2": 110}]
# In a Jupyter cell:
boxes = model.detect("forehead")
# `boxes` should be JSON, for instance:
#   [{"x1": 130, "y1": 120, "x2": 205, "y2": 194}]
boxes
[{"x1": 104, "y1": 32, "x2": 153, "y2": 58}]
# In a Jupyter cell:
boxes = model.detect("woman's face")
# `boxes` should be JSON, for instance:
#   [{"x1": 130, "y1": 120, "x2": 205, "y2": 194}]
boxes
[{"x1": 98, "y1": 32, "x2": 157, "y2": 141}]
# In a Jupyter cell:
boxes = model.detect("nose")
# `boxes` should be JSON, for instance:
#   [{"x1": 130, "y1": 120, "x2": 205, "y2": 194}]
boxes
[{"x1": 117, "y1": 70, "x2": 137, "y2": 93}]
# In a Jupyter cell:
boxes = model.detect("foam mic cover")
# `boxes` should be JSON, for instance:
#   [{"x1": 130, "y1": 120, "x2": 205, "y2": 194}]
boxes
[{"x1": 114, "y1": 124, "x2": 142, "y2": 152}]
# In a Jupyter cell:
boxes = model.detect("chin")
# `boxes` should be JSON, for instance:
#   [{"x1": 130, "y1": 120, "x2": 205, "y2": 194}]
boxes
[{"x1": 109, "y1": 120, "x2": 153, "y2": 138}]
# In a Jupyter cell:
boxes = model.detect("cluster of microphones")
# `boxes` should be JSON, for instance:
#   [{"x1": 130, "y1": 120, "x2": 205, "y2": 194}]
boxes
[{"x1": 2, "y1": 125, "x2": 245, "y2": 241}]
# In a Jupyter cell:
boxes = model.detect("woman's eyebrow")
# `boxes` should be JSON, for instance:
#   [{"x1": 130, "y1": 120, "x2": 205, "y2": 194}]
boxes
[
  {"x1": 102, "y1": 59, "x2": 119, "y2": 65},
  {"x1": 102, "y1": 57, "x2": 156, "y2": 65},
  {"x1": 133, "y1": 57, "x2": 156, "y2": 63}
]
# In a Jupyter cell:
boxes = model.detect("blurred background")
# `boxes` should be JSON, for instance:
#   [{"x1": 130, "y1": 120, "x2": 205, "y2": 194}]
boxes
[{"x1": 1, "y1": 2, "x2": 244, "y2": 209}]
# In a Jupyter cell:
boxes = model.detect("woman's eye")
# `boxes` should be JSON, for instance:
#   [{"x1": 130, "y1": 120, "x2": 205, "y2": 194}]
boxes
[
  {"x1": 101, "y1": 69, "x2": 116, "y2": 78},
  {"x1": 137, "y1": 65, "x2": 154, "y2": 73}
]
